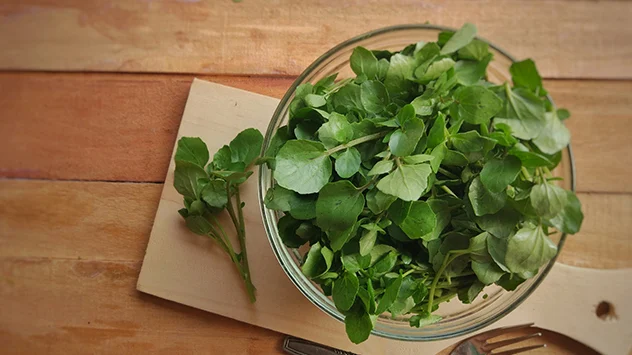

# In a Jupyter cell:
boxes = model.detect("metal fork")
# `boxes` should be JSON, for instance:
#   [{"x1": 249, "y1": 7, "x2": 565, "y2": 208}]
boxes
[
  {"x1": 282, "y1": 323, "x2": 545, "y2": 355},
  {"x1": 451, "y1": 323, "x2": 546, "y2": 355}
]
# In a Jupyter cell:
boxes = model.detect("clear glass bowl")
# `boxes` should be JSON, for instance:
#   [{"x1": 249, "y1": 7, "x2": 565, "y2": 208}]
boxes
[{"x1": 258, "y1": 24, "x2": 575, "y2": 341}]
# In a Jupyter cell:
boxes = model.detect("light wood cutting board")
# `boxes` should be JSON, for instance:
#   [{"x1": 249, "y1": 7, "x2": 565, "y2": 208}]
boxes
[{"x1": 137, "y1": 79, "x2": 631, "y2": 355}]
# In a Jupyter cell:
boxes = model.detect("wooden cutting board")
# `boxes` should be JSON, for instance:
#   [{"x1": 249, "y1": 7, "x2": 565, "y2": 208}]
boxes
[{"x1": 137, "y1": 79, "x2": 631, "y2": 355}]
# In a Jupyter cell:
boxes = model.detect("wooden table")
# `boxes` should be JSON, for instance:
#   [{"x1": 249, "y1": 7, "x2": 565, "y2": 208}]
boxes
[{"x1": 1, "y1": 1, "x2": 630, "y2": 354}]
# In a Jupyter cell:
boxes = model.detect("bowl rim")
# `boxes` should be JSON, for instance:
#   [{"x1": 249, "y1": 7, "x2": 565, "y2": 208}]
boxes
[{"x1": 258, "y1": 23, "x2": 575, "y2": 341}]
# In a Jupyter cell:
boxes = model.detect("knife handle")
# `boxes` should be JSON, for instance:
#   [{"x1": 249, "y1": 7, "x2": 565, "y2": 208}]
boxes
[{"x1": 283, "y1": 336, "x2": 356, "y2": 355}]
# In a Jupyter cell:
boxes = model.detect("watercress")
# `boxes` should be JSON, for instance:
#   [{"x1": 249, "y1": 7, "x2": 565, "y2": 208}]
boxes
[{"x1": 263, "y1": 23, "x2": 583, "y2": 344}]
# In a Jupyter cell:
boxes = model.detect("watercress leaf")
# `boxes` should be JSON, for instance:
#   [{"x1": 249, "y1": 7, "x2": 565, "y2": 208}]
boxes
[
  {"x1": 264, "y1": 126, "x2": 290, "y2": 169},
  {"x1": 318, "y1": 112, "x2": 354, "y2": 147},
  {"x1": 295, "y1": 83, "x2": 313, "y2": 100},
  {"x1": 487, "y1": 234, "x2": 510, "y2": 272},
  {"x1": 359, "y1": 228, "x2": 378, "y2": 256},
  {"x1": 377, "y1": 163, "x2": 432, "y2": 201},
  {"x1": 342, "y1": 252, "x2": 371, "y2": 273},
  {"x1": 530, "y1": 182, "x2": 568, "y2": 218},
  {"x1": 366, "y1": 188, "x2": 398, "y2": 214},
  {"x1": 547, "y1": 190, "x2": 583, "y2": 234},
  {"x1": 384, "y1": 53, "x2": 416, "y2": 100},
  {"x1": 458, "y1": 39, "x2": 489, "y2": 61},
  {"x1": 442, "y1": 149, "x2": 469, "y2": 167},
  {"x1": 368, "y1": 160, "x2": 394, "y2": 176},
  {"x1": 274, "y1": 140, "x2": 332, "y2": 194},
  {"x1": 533, "y1": 112, "x2": 570, "y2": 155},
  {"x1": 451, "y1": 130, "x2": 494, "y2": 153},
  {"x1": 201, "y1": 179, "x2": 228, "y2": 208},
  {"x1": 508, "y1": 146, "x2": 553, "y2": 168},
  {"x1": 505, "y1": 225, "x2": 557, "y2": 274},
  {"x1": 409, "y1": 311, "x2": 442, "y2": 328},
  {"x1": 174, "y1": 160, "x2": 208, "y2": 199},
  {"x1": 427, "y1": 113, "x2": 447, "y2": 149},
  {"x1": 361, "y1": 80, "x2": 390, "y2": 114},
  {"x1": 424, "y1": 199, "x2": 451, "y2": 241},
  {"x1": 389, "y1": 296, "x2": 415, "y2": 317},
  {"x1": 333, "y1": 83, "x2": 364, "y2": 113},
  {"x1": 480, "y1": 156, "x2": 522, "y2": 192},
  {"x1": 557, "y1": 108, "x2": 571, "y2": 120},
  {"x1": 473, "y1": 259, "x2": 505, "y2": 285},
  {"x1": 185, "y1": 215, "x2": 213, "y2": 236},
  {"x1": 212, "y1": 145, "x2": 233, "y2": 170},
  {"x1": 454, "y1": 55, "x2": 491, "y2": 86},
  {"x1": 494, "y1": 87, "x2": 546, "y2": 140},
  {"x1": 417, "y1": 57, "x2": 455, "y2": 82},
  {"x1": 389, "y1": 199, "x2": 437, "y2": 240},
  {"x1": 277, "y1": 214, "x2": 305, "y2": 248},
  {"x1": 415, "y1": 42, "x2": 441, "y2": 61},
  {"x1": 509, "y1": 59, "x2": 546, "y2": 96},
  {"x1": 335, "y1": 147, "x2": 362, "y2": 178},
  {"x1": 453, "y1": 85, "x2": 503, "y2": 125},
  {"x1": 377, "y1": 58, "x2": 390, "y2": 81},
  {"x1": 376, "y1": 275, "x2": 402, "y2": 314},
  {"x1": 430, "y1": 143, "x2": 447, "y2": 172},
  {"x1": 316, "y1": 181, "x2": 365, "y2": 232},
  {"x1": 402, "y1": 154, "x2": 435, "y2": 165},
  {"x1": 333, "y1": 271, "x2": 360, "y2": 312},
  {"x1": 475, "y1": 205, "x2": 521, "y2": 239},
  {"x1": 496, "y1": 273, "x2": 527, "y2": 291},
  {"x1": 229, "y1": 128, "x2": 264, "y2": 167},
  {"x1": 345, "y1": 301, "x2": 373, "y2": 344},
  {"x1": 178, "y1": 207, "x2": 189, "y2": 218},
  {"x1": 389, "y1": 117, "x2": 425, "y2": 157},
  {"x1": 304, "y1": 93, "x2": 327, "y2": 108},
  {"x1": 457, "y1": 280, "x2": 485, "y2": 304},
  {"x1": 188, "y1": 199, "x2": 206, "y2": 216},
  {"x1": 372, "y1": 250, "x2": 398, "y2": 277},
  {"x1": 302, "y1": 242, "x2": 334, "y2": 278},
  {"x1": 410, "y1": 96, "x2": 435, "y2": 116},
  {"x1": 468, "y1": 176, "x2": 507, "y2": 216},
  {"x1": 440, "y1": 23, "x2": 477, "y2": 55},
  {"x1": 488, "y1": 127, "x2": 518, "y2": 147},
  {"x1": 313, "y1": 73, "x2": 338, "y2": 93},
  {"x1": 395, "y1": 104, "x2": 416, "y2": 126},
  {"x1": 350, "y1": 46, "x2": 379, "y2": 79},
  {"x1": 175, "y1": 137, "x2": 210, "y2": 168}
]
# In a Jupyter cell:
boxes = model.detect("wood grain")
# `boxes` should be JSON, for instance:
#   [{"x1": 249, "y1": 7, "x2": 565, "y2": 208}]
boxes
[
  {"x1": 0, "y1": 72, "x2": 292, "y2": 182},
  {"x1": 1, "y1": 1, "x2": 631, "y2": 78},
  {"x1": 0, "y1": 258, "x2": 282, "y2": 355},
  {"x1": 1, "y1": 73, "x2": 631, "y2": 193}
]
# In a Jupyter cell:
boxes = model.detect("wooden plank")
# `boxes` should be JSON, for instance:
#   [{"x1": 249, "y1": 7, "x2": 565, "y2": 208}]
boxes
[
  {"x1": 1, "y1": 73, "x2": 631, "y2": 192},
  {"x1": 0, "y1": 257, "x2": 601, "y2": 355},
  {"x1": 0, "y1": 258, "x2": 283, "y2": 355},
  {"x1": 0, "y1": 72, "x2": 293, "y2": 182},
  {"x1": 0, "y1": 180, "x2": 630, "y2": 269},
  {"x1": 0, "y1": 1, "x2": 631, "y2": 78}
]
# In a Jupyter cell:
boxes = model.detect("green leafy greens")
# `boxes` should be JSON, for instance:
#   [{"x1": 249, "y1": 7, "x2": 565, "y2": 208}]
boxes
[
  {"x1": 263, "y1": 23, "x2": 583, "y2": 343},
  {"x1": 174, "y1": 129, "x2": 263, "y2": 303}
]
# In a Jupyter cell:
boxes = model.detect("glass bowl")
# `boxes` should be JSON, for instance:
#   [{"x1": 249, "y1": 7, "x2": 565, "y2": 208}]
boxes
[{"x1": 258, "y1": 24, "x2": 575, "y2": 341}]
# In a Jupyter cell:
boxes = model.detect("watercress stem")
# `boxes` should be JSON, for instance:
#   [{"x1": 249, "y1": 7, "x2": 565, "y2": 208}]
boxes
[
  {"x1": 438, "y1": 167, "x2": 459, "y2": 179},
  {"x1": 225, "y1": 183, "x2": 257, "y2": 303},
  {"x1": 326, "y1": 131, "x2": 388, "y2": 155},
  {"x1": 427, "y1": 250, "x2": 468, "y2": 313},
  {"x1": 440, "y1": 185, "x2": 458, "y2": 198},
  {"x1": 521, "y1": 166, "x2": 532, "y2": 181},
  {"x1": 235, "y1": 187, "x2": 256, "y2": 302}
]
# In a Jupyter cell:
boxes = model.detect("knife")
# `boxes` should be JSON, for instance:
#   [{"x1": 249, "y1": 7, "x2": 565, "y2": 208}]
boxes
[{"x1": 283, "y1": 336, "x2": 357, "y2": 355}]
